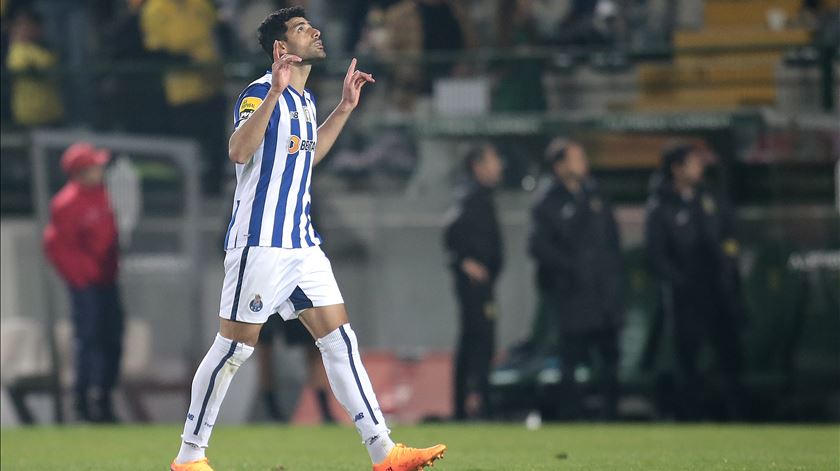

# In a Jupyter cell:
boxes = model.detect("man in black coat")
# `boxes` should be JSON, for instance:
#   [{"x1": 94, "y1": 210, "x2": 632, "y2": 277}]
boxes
[
  {"x1": 644, "y1": 142, "x2": 744, "y2": 420},
  {"x1": 443, "y1": 143, "x2": 504, "y2": 420},
  {"x1": 529, "y1": 139, "x2": 623, "y2": 420}
]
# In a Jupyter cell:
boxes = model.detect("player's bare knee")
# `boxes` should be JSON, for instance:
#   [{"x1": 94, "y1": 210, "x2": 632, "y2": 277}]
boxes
[
  {"x1": 299, "y1": 304, "x2": 349, "y2": 339},
  {"x1": 219, "y1": 318, "x2": 262, "y2": 347}
]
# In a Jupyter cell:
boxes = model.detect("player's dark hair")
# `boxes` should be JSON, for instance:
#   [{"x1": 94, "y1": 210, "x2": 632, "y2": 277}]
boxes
[
  {"x1": 258, "y1": 6, "x2": 307, "y2": 60},
  {"x1": 463, "y1": 142, "x2": 493, "y2": 177},
  {"x1": 660, "y1": 141, "x2": 696, "y2": 181},
  {"x1": 544, "y1": 138, "x2": 578, "y2": 169}
]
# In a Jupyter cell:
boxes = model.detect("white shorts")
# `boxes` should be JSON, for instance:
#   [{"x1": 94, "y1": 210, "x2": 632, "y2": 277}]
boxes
[{"x1": 219, "y1": 245, "x2": 344, "y2": 324}]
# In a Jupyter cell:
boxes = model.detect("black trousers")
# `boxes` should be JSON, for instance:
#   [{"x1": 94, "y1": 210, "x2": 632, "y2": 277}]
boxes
[
  {"x1": 672, "y1": 306, "x2": 743, "y2": 420},
  {"x1": 453, "y1": 275, "x2": 496, "y2": 420},
  {"x1": 68, "y1": 283, "x2": 124, "y2": 399},
  {"x1": 558, "y1": 328, "x2": 619, "y2": 420}
]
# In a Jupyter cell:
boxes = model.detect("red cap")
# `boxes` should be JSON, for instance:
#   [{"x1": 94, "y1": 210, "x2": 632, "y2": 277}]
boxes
[{"x1": 60, "y1": 142, "x2": 111, "y2": 175}]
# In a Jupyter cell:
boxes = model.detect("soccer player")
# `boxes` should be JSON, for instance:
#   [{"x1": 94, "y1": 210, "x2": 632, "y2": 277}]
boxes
[{"x1": 170, "y1": 7, "x2": 446, "y2": 471}]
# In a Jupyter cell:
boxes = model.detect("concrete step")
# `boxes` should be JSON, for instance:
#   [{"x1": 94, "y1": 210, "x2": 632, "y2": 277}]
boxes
[
  {"x1": 634, "y1": 85, "x2": 777, "y2": 111},
  {"x1": 638, "y1": 61, "x2": 777, "y2": 89},
  {"x1": 675, "y1": 27, "x2": 811, "y2": 49}
]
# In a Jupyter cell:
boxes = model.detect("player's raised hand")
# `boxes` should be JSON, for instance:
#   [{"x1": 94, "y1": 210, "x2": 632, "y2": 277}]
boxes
[
  {"x1": 270, "y1": 40, "x2": 302, "y2": 94},
  {"x1": 340, "y1": 58, "x2": 375, "y2": 111}
]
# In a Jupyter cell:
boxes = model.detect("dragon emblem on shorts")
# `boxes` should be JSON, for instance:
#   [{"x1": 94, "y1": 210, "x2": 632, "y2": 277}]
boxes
[{"x1": 249, "y1": 294, "x2": 263, "y2": 312}]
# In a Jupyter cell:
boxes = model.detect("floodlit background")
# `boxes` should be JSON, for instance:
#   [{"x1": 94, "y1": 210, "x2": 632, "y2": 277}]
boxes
[{"x1": 0, "y1": 0, "x2": 838, "y2": 429}]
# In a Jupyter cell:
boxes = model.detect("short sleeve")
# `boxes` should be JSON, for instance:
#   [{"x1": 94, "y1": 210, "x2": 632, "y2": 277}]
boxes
[{"x1": 233, "y1": 82, "x2": 271, "y2": 129}]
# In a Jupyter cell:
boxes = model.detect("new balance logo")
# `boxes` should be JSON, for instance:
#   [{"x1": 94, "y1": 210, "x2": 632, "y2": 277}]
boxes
[
  {"x1": 354, "y1": 412, "x2": 365, "y2": 422},
  {"x1": 187, "y1": 413, "x2": 194, "y2": 421}
]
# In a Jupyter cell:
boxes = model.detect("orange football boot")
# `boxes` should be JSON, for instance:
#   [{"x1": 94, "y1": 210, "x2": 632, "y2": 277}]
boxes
[
  {"x1": 170, "y1": 457, "x2": 214, "y2": 471},
  {"x1": 372, "y1": 443, "x2": 447, "y2": 471}
]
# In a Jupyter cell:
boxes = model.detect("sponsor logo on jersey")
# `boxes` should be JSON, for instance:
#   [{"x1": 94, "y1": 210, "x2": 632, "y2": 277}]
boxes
[
  {"x1": 354, "y1": 412, "x2": 365, "y2": 422},
  {"x1": 288, "y1": 135, "x2": 315, "y2": 154},
  {"x1": 249, "y1": 294, "x2": 263, "y2": 312},
  {"x1": 238, "y1": 96, "x2": 263, "y2": 121}
]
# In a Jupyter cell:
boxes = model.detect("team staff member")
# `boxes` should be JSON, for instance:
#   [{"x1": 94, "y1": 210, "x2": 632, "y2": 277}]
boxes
[
  {"x1": 43, "y1": 142, "x2": 123, "y2": 423},
  {"x1": 644, "y1": 142, "x2": 744, "y2": 420},
  {"x1": 140, "y1": 0, "x2": 226, "y2": 193},
  {"x1": 529, "y1": 139, "x2": 622, "y2": 420},
  {"x1": 443, "y1": 143, "x2": 504, "y2": 420}
]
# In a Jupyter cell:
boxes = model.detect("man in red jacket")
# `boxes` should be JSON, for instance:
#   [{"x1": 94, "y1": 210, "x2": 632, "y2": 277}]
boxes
[{"x1": 43, "y1": 142, "x2": 123, "y2": 422}]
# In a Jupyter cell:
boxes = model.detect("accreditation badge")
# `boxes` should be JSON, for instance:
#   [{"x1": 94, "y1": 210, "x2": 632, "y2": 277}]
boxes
[
  {"x1": 702, "y1": 194, "x2": 717, "y2": 215},
  {"x1": 590, "y1": 197, "x2": 603, "y2": 213}
]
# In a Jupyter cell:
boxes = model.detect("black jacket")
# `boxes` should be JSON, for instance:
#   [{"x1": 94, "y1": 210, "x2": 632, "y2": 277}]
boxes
[
  {"x1": 529, "y1": 177, "x2": 623, "y2": 333},
  {"x1": 644, "y1": 175, "x2": 741, "y2": 316},
  {"x1": 443, "y1": 181, "x2": 504, "y2": 283}
]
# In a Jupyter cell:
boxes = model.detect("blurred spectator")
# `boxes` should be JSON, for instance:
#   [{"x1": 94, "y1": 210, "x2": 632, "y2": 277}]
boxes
[
  {"x1": 139, "y1": 0, "x2": 227, "y2": 193},
  {"x1": 643, "y1": 142, "x2": 745, "y2": 420},
  {"x1": 417, "y1": 0, "x2": 466, "y2": 53},
  {"x1": 345, "y1": 0, "x2": 376, "y2": 53},
  {"x1": 529, "y1": 139, "x2": 622, "y2": 420},
  {"x1": 416, "y1": 0, "x2": 471, "y2": 89},
  {"x1": 223, "y1": 0, "x2": 285, "y2": 56},
  {"x1": 555, "y1": 0, "x2": 622, "y2": 47},
  {"x1": 356, "y1": 0, "x2": 469, "y2": 111},
  {"x1": 256, "y1": 316, "x2": 334, "y2": 423},
  {"x1": 5, "y1": 6, "x2": 63, "y2": 127},
  {"x1": 443, "y1": 143, "x2": 504, "y2": 420},
  {"x1": 43, "y1": 142, "x2": 123, "y2": 423},
  {"x1": 98, "y1": 0, "x2": 168, "y2": 133},
  {"x1": 1, "y1": 0, "x2": 13, "y2": 123},
  {"x1": 492, "y1": 0, "x2": 546, "y2": 112}
]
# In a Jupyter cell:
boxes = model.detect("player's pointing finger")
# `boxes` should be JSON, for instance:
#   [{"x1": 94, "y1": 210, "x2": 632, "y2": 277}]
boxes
[{"x1": 346, "y1": 58, "x2": 357, "y2": 78}]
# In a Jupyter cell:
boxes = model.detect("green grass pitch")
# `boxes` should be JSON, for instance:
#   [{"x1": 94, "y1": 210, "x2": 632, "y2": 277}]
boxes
[{"x1": 1, "y1": 423, "x2": 838, "y2": 470}]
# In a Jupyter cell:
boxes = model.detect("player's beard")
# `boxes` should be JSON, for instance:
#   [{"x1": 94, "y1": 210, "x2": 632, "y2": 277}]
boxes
[
  {"x1": 295, "y1": 43, "x2": 326, "y2": 65},
  {"x1": 299, "y1": 53, "x2": 326, "y2": 65}
]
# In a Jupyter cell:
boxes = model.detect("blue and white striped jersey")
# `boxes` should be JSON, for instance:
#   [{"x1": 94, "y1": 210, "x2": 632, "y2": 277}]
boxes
[{"x1": 223, "y1": 73, "x2": 321, "y2": 250}]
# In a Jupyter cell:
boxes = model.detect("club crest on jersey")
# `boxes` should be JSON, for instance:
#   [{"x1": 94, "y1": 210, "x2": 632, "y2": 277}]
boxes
[{"x1": 249, "y1": 294, "x2": 263, "y2": 312}]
